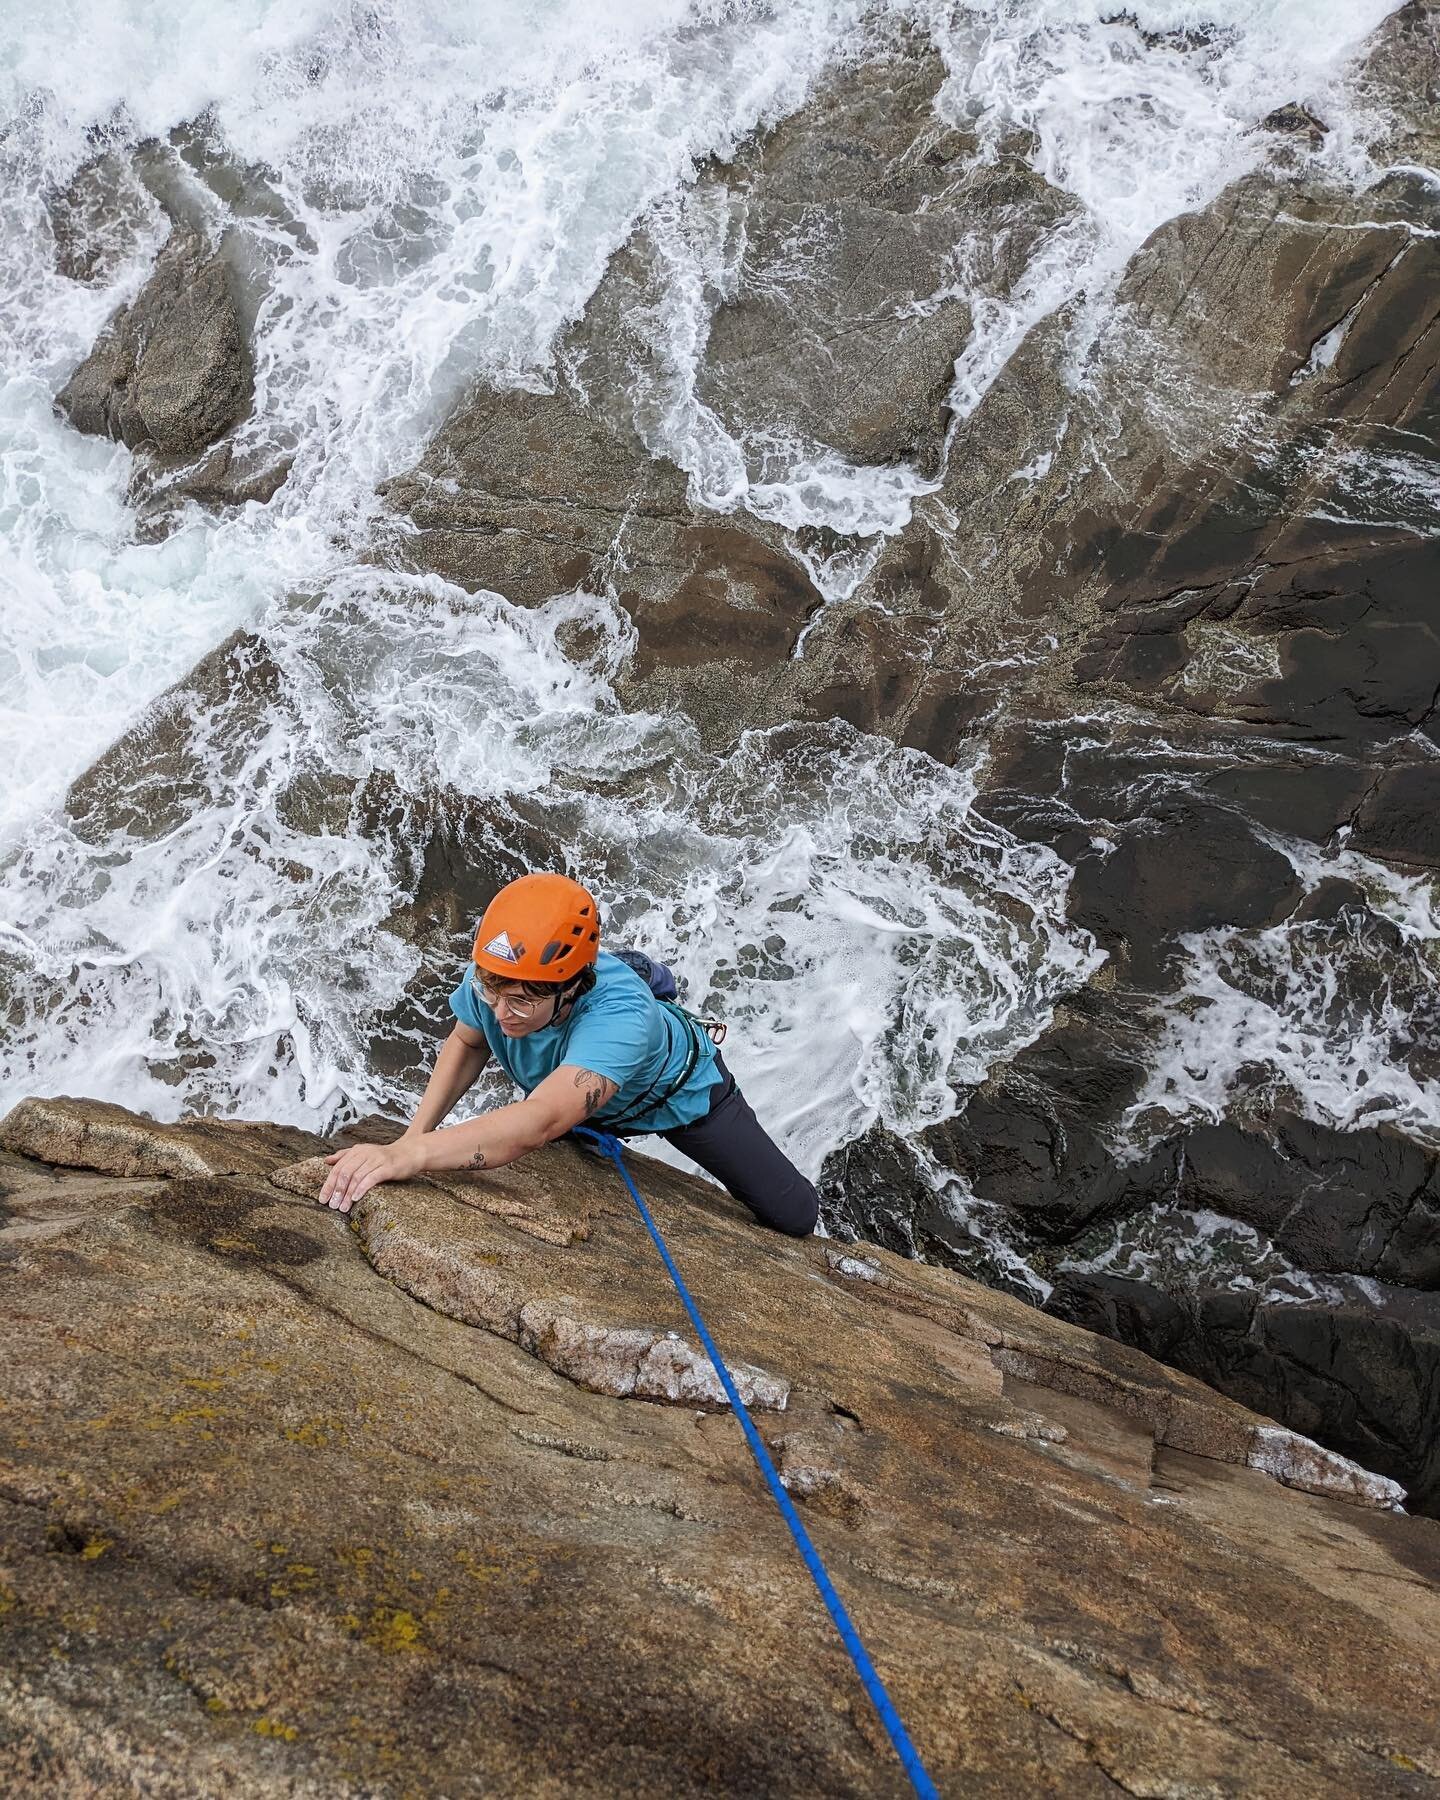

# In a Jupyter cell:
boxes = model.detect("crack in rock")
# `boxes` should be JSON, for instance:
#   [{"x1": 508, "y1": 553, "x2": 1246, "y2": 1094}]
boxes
[{"x1": 324, "y1": 1178, "x2": 790, "y2": 1412}]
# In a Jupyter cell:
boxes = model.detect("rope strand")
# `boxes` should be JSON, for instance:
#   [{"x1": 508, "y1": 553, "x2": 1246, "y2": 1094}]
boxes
[{"x1": 574, "y1": 1126, "x2": 940, "y2": 1800}]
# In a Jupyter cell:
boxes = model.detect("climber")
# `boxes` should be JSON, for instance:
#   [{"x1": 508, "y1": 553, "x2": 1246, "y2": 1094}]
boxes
[{"x1": 316, "y1": 872, "x2": 820, "y2": 1236}]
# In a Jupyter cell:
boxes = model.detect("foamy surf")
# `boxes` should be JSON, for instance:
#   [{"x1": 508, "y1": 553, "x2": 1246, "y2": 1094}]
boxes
[{"x1": 0, "y1": 0, "x2": 1426, "y2": 1223}]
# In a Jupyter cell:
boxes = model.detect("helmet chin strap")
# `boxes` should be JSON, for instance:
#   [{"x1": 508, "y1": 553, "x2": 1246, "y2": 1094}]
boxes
[{"x1": 548, "y1": 978, "x2": 581, "y2": 1029}]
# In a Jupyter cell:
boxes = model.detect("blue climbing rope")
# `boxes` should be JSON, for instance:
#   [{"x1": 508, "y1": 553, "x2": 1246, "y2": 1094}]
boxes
[{"x1": 574, "y1": 1126, "x2": 940, "y2": 1800}]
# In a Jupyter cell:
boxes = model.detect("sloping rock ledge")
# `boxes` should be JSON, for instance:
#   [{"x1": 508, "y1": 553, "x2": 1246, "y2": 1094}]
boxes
[{"x1": 1, "y1": 1096, "x2": 1438, "y2": 1796}]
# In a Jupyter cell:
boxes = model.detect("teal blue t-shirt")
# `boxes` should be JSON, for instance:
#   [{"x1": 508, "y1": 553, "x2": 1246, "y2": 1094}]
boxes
[{"x1": 449, "y1": 950, "x2": 722, "y2": 1134}]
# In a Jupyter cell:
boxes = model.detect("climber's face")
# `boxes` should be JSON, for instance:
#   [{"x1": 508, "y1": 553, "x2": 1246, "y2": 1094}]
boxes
[{"x1": 471, "y1": 972, "x2": 564, "y2": 1037}]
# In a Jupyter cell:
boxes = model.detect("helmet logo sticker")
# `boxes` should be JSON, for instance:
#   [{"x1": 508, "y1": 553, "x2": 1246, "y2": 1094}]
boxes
[{"x1": 483, "y1": 929, "x2": 523, "y2": 963}]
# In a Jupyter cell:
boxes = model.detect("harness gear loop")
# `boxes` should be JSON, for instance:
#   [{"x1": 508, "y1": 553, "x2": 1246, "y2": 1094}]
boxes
[{"x1": 573, "y1": 1125, "x2": 940, "y2": 1800}]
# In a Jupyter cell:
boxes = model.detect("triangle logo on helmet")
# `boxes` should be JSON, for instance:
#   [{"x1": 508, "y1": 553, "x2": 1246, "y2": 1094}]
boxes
[{"x1": 483, "y1": 930, "x2": 522, "y2": 963}]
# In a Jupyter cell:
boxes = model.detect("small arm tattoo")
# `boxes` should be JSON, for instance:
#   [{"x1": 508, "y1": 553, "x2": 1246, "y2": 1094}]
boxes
[
  {"x1": 466, "y1": 1149, "x2": 488, "y2": 1169},
  {"x1": 573, "y1": 1068, "x2": 618, "y2": 1117}
]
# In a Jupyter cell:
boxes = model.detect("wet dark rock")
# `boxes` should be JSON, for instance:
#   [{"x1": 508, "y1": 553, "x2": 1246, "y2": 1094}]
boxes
[
  {"x1": 1064, "y1": 799, "x2": 1302, "y2": 982},
  {"x1": 981, "y1": 729, "x2": 1312, "y2": 983},
  {"x1": 1050, "y1": 1271, "x2": 1440, "y2": 1516},
  {"x1": 1260, "y1": 103, "x2": 1330, "y2": 147},
  {"x1": 783, "y1": 5, "x2": 1440, "y2": 768},
  {"x1": 1351, "y1": 763, "x2": 1440, "y2": 871},
  {"x1": 149, "y1": 439, "x2": 293, "y2": 511},
  {"x1": 1196, "y1": 762, "x2": 1373, "y2": 848},
  {"x1": 694, "y1": 41, "x2": 1068, "y2": 478},
  {"x1": 379, "y1": 382, "x2": 693, "y2": 606},
  {"x1": 1286, "y1": 876, "x2": 1372, "y2": 923},
  {"x1": 376, "y1": 376, "x2": 822, "y2": 741},
  {"x1": 817, "y1": 1123, "x2": 1043, "y2": 1298},
  {"x1": 55, "y1": 227, "x2": 252, "y2": 458},
  {"x1": 696, "y1": 50, "x2": 975, "y2": 475},
  {"x1": 64, "y1": 630, "x2": 283, "y2": 842},
  {"x1": 1233, "y1": 545, "x2": 1440, "y2": 745},
  {"x1": 823, "y1": 993, "x2": 1176, "y2": 1278},
  {"x1": 921, "y1": 1081, "x2": 1174, "y2": 1245},
  {"x1": 1356, "y1": 0, "x2": 1440, "y2": 173},
  {"x1": 46, "y1": 151, "x2": 159, "y2": 286},
  {"x1": 1178, "y1": 1116, "x2": 1440, "y2": 1289},
  {"x1": 892, "y1": 22, "x2": 1440, "y2": 1511}
]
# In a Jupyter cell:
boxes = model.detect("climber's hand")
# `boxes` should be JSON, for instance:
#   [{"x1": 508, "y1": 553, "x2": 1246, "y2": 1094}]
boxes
[{"x1": 318, "y1": 1138, "x2": 425, "y2": 1213}]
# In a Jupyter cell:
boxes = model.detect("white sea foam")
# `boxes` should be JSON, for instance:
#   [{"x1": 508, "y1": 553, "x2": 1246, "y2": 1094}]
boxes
[
  {"x1": 0, "y1": 573, "x2": 1104, "y2": 1166},
  {"x1": 1126, "y1": 834, "x2": 1440, "y2": 1151},
  {"x1": 0, "y1": 0, "x2": 886, "y2": 849},
  {"x1": 0, "y1": 0, "x2": 1421, "y2": 1185},
  {"x1": 920, "y1": 0, "x2": 1398, "y2": 431}
]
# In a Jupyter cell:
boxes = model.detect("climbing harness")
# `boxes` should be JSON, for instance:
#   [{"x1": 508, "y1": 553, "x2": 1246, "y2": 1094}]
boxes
[
  {"x1": 573, "y1": 1126, "x2": 940, "y2": 1800},
  {"x1": 599, "y1": 1001, "x2": 722, "y2": 1134}
]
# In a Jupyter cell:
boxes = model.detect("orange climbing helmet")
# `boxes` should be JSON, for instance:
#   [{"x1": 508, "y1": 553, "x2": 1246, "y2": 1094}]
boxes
[{"x1": 472, "y1": 873, "x2": 601, "y2": 983}]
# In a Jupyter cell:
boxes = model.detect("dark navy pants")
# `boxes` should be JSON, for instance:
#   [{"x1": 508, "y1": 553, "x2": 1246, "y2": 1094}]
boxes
[{"x1": 658, "y1": 1053, "x2": 820, "y2": 1238}]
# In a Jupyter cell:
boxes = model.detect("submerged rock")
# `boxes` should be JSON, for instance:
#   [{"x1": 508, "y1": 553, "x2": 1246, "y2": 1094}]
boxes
[
  {"x1": 2, "y1": 1096, "x2": 1438, "y2": 1794},
  {"x1": 1260, "y1": 102, "x2": 1330, "y2": 146},
  {"x1": 47, "y1": 622, "x2": 550, "y2": 1103},
  {"x1": 44, "y1": 150, "x2": 160, "y2": 288}
]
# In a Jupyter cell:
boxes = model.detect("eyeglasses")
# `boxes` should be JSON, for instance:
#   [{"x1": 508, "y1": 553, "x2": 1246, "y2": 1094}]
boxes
[{"x1": 470, "y1": 973, "x2": 550, "y2": 1018}]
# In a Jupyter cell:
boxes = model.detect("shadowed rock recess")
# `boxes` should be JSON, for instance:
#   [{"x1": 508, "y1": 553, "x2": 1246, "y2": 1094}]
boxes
[{"x1": 3, "y1": 1098, "x2": 1440, "y2": 1796}]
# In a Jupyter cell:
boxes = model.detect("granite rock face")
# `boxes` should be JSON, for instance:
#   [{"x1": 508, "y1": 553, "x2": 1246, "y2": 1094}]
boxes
[{"x1": 3, "y1": 1098, "x2": 1439, "y2": 1796}]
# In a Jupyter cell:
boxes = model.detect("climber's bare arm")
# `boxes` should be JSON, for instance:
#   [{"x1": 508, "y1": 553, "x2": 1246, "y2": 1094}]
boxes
[
  {"x1": 317, "y1": 1057, "x2": 618, "y2": 1213},
  {"x1": 406, "y1": 1023, "x2": 492, "y2": 1135}
]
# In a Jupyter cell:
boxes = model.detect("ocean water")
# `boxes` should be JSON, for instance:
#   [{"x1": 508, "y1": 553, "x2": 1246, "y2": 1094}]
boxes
[{"x1": 0, "y1": 0, "x2": 1423, "y2": 1211}]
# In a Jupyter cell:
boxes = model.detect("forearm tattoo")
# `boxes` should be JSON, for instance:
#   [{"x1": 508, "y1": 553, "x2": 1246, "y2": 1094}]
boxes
[
  {"x1": 466, "y1": 1148, "x2": 488, "y2": 1169},
  {"x1": 573, "y1": 1068, "x2": 618, "y2": 1117}
]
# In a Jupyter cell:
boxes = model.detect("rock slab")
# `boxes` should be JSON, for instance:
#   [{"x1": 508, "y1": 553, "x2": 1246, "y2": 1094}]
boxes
[{"x1": 1, "y1": 1099, "x2": 1438, "y2": 1796}]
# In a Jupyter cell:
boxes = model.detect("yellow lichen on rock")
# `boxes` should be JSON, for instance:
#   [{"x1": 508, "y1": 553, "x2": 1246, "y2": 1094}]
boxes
[
  {"x1": 251, "y1": 1715, "x2": 300, "y2": 1741},
  {"x1": 361, "y1": 1607, "x2": 424, "y2": 1654}
]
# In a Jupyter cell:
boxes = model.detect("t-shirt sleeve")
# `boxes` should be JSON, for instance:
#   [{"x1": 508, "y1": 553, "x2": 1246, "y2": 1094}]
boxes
[
  {"x1": 561, "y1": 993, "x2": 658, "y2": 1089},
  {"x1": 449, "y1": 971, "x2": 485, "y2": 1033}
]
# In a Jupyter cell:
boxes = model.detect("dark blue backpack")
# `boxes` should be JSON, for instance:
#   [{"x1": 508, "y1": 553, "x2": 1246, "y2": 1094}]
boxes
[{"x1": 611, "y1": 947, "x2": 679, "y2": 1003}]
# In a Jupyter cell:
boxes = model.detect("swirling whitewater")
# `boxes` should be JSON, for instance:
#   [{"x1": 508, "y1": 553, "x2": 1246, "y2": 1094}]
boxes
[{"x1": 1, "y1": 1, "x2": 1425, "y2": 1238}]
